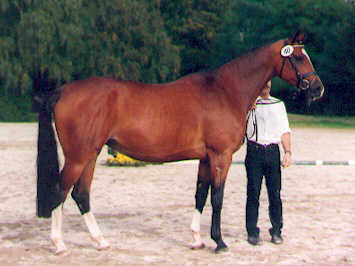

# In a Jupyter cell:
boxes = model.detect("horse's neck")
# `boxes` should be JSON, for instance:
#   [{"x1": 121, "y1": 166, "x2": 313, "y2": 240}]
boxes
[{"x1": 214, "y1": 45, "x2": 276, "y2": 113}]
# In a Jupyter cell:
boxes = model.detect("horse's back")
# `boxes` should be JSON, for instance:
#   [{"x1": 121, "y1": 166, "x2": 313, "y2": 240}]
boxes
[{"x1": 54, "y1": 76, "x2": 211, "y2": 162}]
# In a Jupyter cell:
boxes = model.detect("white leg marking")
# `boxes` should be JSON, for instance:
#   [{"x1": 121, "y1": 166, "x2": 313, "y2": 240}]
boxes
[
  {"x1": 50, "y1": 204, "x2": 67, "y2": 254},
  {"x1": 83, "y1": 212, "x2": 110, "y2": 250},
  {"x1": 190, "y1": 209, "x2": 205, "y2": 249},
  {"x1": 191, "y1": 209, "x2": 201, "y2": 232}
]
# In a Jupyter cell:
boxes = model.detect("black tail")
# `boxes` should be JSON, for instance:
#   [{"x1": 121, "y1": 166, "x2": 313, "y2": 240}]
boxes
[{"x1": 36, "y1": 95, "x2": 63, "y2": 218}]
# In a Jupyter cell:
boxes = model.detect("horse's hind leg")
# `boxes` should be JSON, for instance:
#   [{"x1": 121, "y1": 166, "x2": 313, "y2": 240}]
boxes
[
  {"x1": 50, "y1": 160, "x2": 86, "y2": 254},
  {"x1": 51, "y1": 203, "x2": 66, "y2": 254},
  {"x1": 191, "y1": 158, "x2": 210, "y2": 249},
  {"x1": 71, "y1": 157, "x2": 110, "y2": 250}
]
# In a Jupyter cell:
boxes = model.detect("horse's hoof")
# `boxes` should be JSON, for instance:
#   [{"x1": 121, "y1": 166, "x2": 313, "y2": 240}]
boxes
[
  {"x1": 191, "y1": 242, "x2": 205, "y2": 250},
  {"x1": 52, "y1": 238, "x2": 67, "y2": 255},
  {"x1": 215, "y1": 243, "x2": 229, "y2": 254},
  {"x1": 55, "y1": 246, "x2": 68, "y2": 255},
  {"x1": 97, "y1": 242, "x2": 110, "y2": 251},
  {"x1": 92, "y1": 236, "x2": 110, "y2": 251}
]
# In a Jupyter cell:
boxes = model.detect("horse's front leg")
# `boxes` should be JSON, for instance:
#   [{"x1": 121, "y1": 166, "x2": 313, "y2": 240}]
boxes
[
  {"x1": 208, "y1": 150, "x2": 232, "y2": 253},
  {"x1": 210, "y1": 182, "x2": 228, "y2": 253},
  {"x1": 191, "y1": 159, "x2": 210, "y2": 249}
]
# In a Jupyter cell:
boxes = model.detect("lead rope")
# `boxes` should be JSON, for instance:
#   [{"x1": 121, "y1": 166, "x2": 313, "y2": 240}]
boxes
[{"x1": 245, "y1": 109, "x2": 258, "y2": 142}]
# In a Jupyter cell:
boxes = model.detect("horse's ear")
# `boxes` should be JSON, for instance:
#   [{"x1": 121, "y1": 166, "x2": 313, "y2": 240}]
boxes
[{"x1": 288, "y1": 30, "x2": 305, "y2": 45}]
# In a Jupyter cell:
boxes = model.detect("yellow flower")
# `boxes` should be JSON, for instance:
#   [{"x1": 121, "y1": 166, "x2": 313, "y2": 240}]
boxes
[{"x1": 106, "y1": 152, "x2": 146, "y2": 167}]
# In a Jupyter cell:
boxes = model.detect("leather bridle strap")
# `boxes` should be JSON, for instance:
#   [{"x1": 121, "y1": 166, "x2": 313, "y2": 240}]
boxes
[
  {"x1": 279, "y1": 57, "x2": 287, "y2": 79},
  {"x1": 279, "y1": 44, "x2": 317, "y2": 90},
  {"x1": 288, "y1": 56, "x2": 316, "y2": 89}
]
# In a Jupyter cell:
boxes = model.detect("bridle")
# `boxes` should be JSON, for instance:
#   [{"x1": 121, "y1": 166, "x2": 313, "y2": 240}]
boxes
[{"x1": 279, "y1": 43, "x2": 317, "y2": 90}]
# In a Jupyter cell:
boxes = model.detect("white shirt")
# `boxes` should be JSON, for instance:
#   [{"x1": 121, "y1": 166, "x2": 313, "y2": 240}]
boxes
[{"x1": 246, "y1": 96, "x2": 291, "y2": 145}]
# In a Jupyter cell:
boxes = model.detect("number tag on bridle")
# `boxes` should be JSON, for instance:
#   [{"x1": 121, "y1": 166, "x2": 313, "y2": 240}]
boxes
[{"x1": 281, "y1": 45, "x2": 294, "y2": 57}]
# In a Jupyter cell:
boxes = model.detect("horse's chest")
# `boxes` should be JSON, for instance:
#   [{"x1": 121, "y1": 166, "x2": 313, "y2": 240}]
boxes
[{"x1": 204, "y1": 114, "x2": 245, "y2": 151}]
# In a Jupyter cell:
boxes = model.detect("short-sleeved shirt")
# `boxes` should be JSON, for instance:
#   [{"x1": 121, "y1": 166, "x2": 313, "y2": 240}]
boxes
[{"x1": 246, "y1": 96, "x2": 290, "y2": 145}]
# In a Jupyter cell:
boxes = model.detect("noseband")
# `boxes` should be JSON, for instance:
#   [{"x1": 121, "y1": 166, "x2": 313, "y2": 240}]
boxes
[{"x1": 279, "y1": 44, "x2": 317, "y2": 90}]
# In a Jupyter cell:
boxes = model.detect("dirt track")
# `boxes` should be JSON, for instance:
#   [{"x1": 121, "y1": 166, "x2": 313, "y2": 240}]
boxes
[{"x1": 0, "y1": 123, "x2": 354, "y2": 265}]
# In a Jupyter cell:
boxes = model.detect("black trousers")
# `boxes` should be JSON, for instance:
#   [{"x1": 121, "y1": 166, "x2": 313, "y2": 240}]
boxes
[{"x1": 245, "y1": 141, "x2": 283, "y2": 237}]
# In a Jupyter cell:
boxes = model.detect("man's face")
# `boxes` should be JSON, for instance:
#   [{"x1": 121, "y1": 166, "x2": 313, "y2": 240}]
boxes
[{"x1": 260, "y1": 81, "x2": 271, "y2": 98}]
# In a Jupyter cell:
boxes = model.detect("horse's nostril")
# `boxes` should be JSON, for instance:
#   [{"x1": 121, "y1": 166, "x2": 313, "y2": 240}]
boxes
[
  {"x1": 311, "y1": 80, "x2": 323, "y2": 93},
  {"x1": 310, "y1": 84, "x2": 324, "y2": 100},
  {"x1": 313, "y1": 86, "x2": 322, "y2": 95}
]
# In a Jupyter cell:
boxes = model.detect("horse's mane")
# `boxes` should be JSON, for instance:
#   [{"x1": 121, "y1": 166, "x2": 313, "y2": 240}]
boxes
[
  {"x1": 213, "y1": 41, "x2": 278, "y2": 80},
  {"x1": 172, "y1": 41, "x2": 279, "y2": 88}
]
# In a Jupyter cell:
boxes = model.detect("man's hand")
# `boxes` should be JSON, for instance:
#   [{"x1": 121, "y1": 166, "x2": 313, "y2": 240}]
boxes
[
  {"x1": 282, "y1": 151, "x2": 291, "y2": 168},
  {"x1": 249, "y1": 100, "x2": 257, "y2": 110}
]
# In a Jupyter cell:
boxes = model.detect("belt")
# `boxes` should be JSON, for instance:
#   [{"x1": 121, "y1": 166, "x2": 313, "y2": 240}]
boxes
[{"x1": 247, "y1": 141, "x2": 278, "y2": 151}]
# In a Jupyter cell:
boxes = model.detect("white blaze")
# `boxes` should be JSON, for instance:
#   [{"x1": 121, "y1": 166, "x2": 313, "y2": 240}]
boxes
[
  {"x1": 302, "y1": 48, "x2": 324, "y2": 98},
  {"x1": 302, "y1": 48, "x2": 315, "y2": 69}
]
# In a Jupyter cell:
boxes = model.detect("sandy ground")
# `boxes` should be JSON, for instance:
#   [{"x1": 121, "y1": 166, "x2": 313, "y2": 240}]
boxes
[{"x1": 0, "y1": 123, "x2": 354, "y2": 266}]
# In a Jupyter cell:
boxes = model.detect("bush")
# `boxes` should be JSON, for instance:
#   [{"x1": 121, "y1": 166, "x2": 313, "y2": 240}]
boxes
[{"x1": 0, "y1": 95, "x2": 36, "y2": 121}]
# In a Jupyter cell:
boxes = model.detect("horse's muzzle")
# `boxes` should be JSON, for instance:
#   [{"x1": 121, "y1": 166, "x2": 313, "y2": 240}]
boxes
[
  {"x1": 304, "y1": 78, "x2": 324, "y2": 106},
  {"x1": 309, "y1": 78, "x2": 325, "y2": 101}
]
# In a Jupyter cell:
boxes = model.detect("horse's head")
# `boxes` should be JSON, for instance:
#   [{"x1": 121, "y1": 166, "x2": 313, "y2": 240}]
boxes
[{"x1": 276, "y1": 31, "x2": 324, "y2": 105}]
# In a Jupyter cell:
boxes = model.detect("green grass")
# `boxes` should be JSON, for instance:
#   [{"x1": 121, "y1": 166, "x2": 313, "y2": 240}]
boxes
[{"x1": 288, "y1": 113, "x2": 355, "y2": 129}]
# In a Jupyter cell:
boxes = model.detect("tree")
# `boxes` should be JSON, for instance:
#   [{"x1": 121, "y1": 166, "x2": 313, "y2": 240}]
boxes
[
  {"x1": 82, "y1": 0, "x2": 180, "y2": 83},
  {"x1": 160, "y1": 0, "x2": 231, "y2": 75},
  {"x1": 0, "y1": 0, "x2": 180, "y2": 97}
]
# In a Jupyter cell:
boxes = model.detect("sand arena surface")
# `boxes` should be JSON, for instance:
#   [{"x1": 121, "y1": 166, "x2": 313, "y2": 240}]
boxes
[{"x1": 0, "y1": 123, "x2": 354, "y2": 265}]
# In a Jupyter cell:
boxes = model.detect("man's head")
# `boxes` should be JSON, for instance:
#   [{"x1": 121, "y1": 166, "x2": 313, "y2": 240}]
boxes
[{"x1": 260, "y1": 80, "x2": 271, "y2": 99}]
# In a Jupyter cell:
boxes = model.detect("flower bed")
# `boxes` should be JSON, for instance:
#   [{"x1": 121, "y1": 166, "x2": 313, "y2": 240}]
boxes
[{"x1": 106, "y1": 148, "x2": 147, "y2": 167}]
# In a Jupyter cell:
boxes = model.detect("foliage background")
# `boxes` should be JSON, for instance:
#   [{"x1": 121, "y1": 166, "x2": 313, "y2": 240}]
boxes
[{"x1": 0, "y1": 0, "x2": 353, "y2": 121}]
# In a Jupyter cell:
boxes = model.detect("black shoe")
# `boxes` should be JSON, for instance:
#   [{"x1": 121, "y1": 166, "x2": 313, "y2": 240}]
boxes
[
  {"x1": 271, "y1": 234, "x2": 283, "y2": 245},
  {"x1": 247, "y1": 235, "x2": 262, "y2": 246}
]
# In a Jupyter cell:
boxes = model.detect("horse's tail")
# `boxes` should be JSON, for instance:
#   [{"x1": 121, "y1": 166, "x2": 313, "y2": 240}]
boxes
[{"x1": 36, "y1": 91, "x2": 63, "y2": 218}]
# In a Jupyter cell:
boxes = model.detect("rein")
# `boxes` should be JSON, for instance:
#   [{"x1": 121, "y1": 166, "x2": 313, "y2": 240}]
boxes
[
  {"x1": 279, "y1": 44, "x2": 317, "y2": 90},
  {"x1": 245, "y1": 98, "x2": 281, "y2": 142},
  {"x1": 245, "y1": 109, "x2": 257, "y2": 142}
]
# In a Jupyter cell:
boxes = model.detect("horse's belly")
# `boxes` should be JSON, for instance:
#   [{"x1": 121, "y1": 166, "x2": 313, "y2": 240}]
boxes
[{"x1": 108, "y1": 126, "x2": 206, "y2": 163}]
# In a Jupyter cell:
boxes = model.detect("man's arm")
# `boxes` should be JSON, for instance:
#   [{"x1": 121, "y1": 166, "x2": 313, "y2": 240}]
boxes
[{"x1": 281, "y1": 132, "x2": 291, "y2": 168}]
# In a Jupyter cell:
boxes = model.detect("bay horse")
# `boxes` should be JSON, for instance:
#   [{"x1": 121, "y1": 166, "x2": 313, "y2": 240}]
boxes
[{"x1": 37, "y1": 31, "x2": 324, "y2": 254}]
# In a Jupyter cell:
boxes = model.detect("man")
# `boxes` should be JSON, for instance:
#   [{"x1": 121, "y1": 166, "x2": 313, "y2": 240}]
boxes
[{"x1": 244, "y1": 80, "x2": 291, "y2": 245}]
